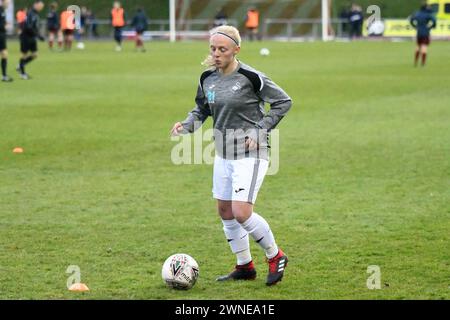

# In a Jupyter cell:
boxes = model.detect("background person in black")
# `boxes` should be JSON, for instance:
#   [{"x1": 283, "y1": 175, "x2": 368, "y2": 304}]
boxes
[
  {"x1": 0, "y1": 0, "x2": 13, "y2": 82},
  {"x1": 18, "y1": 0, "x2": 45, "y2": 80},
  {"x1": 86, "y1": 9, "x2": 98, "y2": 38},
  {"x1": 213, "y1": 7, "x2": 228, "y2": 28},
  {"x1": 348, "y1": 3, "x2": 363, "y2": 40},
  {"x1": 339, "y1": 5, "x2": 350, "y2": 37},
  {"x1": 131, "y1": 7, "x2": 148, "y2": 52},
  {"x1": 47, "y1": 2, "x2": 61, "y2": 51}
]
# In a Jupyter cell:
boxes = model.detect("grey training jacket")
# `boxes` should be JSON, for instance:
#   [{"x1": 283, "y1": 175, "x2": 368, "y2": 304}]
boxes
[{"x1": 181, "y1": 61, "x2": 292, "y2": 160}]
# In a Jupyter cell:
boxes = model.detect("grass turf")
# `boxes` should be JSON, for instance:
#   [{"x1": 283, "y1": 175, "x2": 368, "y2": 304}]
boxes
[{"x1": 0, "y1": 39, "x2": 449, "y2": 299}]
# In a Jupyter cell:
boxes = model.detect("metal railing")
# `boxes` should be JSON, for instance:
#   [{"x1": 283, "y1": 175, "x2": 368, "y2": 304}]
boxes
[
  {"x1": 263, "y1": 18, "x2": 350, "y2": 40},
  {"x1": 18, "y1": 18, "x2": 348, "y2": 40},
  {"x1": 55, "y1": 18, "x2": 239, "y2": 40}
]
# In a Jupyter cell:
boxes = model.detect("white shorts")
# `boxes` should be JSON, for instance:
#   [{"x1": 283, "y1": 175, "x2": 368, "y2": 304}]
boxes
[{"x1": 212, "y1": 155, "x2": 269, "y2": 204}]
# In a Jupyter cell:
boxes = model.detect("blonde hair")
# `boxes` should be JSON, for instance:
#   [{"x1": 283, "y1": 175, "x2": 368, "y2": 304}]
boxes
[{"x1": 202, "y1": 25, "x2": 242, "y2": 68}]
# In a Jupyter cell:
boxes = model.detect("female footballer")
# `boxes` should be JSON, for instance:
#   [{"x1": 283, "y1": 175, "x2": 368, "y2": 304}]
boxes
[{"x1": 170, "y1": 25, "x2": 292, "y2": 286}]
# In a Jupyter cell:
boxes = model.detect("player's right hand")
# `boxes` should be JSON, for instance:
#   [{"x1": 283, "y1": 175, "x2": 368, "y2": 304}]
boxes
[{"x1": 170, "y1": 122, "x2": 184, "y2": 136}]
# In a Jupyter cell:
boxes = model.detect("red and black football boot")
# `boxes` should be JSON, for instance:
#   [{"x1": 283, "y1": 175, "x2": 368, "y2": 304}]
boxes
[
  {"x1": 216, "y1": 261, "x2": 257, "y2": 281},
  {"x1": 266, "y1": 249, "x2": 288, "y2": 286}
]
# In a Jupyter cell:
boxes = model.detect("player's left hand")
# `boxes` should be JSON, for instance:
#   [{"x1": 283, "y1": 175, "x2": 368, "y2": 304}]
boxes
[{"x1": 170, "y1": 122, "x2": 184, "y2": 137}]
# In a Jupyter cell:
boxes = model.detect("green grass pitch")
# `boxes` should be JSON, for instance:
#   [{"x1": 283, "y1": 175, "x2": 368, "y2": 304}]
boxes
[{"x1": 0, "y1": 39, "x2": 449, "y2": 299}]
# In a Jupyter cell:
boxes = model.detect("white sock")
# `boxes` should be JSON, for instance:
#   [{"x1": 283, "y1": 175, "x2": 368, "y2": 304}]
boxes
[
  {"x1": 240, "y1": 212, "x2": 279, "y2": 259},
  {"x1": 222, "y1": 219, "x2": 252, "y2": 265},
  {"x1": 236, "y1": 249, "x2": 252, "y2": 266}
]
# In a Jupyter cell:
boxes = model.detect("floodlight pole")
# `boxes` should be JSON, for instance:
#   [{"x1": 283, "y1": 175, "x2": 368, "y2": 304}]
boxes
[
  {"x1": 321, "y1": 0, "x2": 330, "y2": 41},
  {"x1": 169, "y1": 0, "x2": 176, "y2": 42}
]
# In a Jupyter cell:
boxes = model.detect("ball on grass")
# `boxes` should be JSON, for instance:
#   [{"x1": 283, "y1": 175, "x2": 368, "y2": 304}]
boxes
[{"x1": 259, "y1": 48, "x2": 270, "y2": 56}]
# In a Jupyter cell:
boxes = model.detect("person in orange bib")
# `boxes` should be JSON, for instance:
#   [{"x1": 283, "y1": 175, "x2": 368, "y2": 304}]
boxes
[
  {"x1": 245, "y1": 7, "x2": 260, "y2": 41},
  {"x1": 60, "y1": 9, "x2": 75, "y2": 51},
  {"x1": 111, "y1": 1, "x2": 125, "y2": 51},
  {"x1": 16, "y1": 6, "x2": 27, "y2": 35}
]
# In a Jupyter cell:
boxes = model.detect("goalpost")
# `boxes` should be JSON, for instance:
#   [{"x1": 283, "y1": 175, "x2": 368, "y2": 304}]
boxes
[
  {"x1": 169, "y1": 0, "x2": 176, "y2": 42},
  {"x1": 322, "y1": 0, "x2": 331, "y2": 41}
]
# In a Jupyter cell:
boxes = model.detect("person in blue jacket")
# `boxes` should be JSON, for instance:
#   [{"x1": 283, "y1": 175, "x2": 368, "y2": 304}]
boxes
[{"x1": 410, "y1": 3, "x2": 437, "y2": 67}]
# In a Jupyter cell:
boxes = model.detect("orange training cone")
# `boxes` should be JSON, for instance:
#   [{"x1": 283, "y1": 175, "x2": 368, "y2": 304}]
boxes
[
  {"x1": 69, "y1": 283, "x2": 90, "y2": 292},
  {"x1": 13, "y1": 147, "x2": 24, "y2": 153}
]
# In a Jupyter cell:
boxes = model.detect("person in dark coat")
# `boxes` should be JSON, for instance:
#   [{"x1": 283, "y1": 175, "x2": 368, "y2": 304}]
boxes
[{"x1": 131, "y1": 7, "x2": 149, "y2": 52}]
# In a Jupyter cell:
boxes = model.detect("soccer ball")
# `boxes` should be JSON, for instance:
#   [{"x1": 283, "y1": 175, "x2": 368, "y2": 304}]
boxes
[
  {"x1": 76, "y1": 42, "x2": 85, "y2": 50},
  {"x1": 367, "y1": 21, "x2": 385, "y2": 36},
  {"x1": 162, "y1": 253, "x2": 199, "y2": 290},
  {"x1": 259, "y1": 48, "x2": 270, "y2": 56}
]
